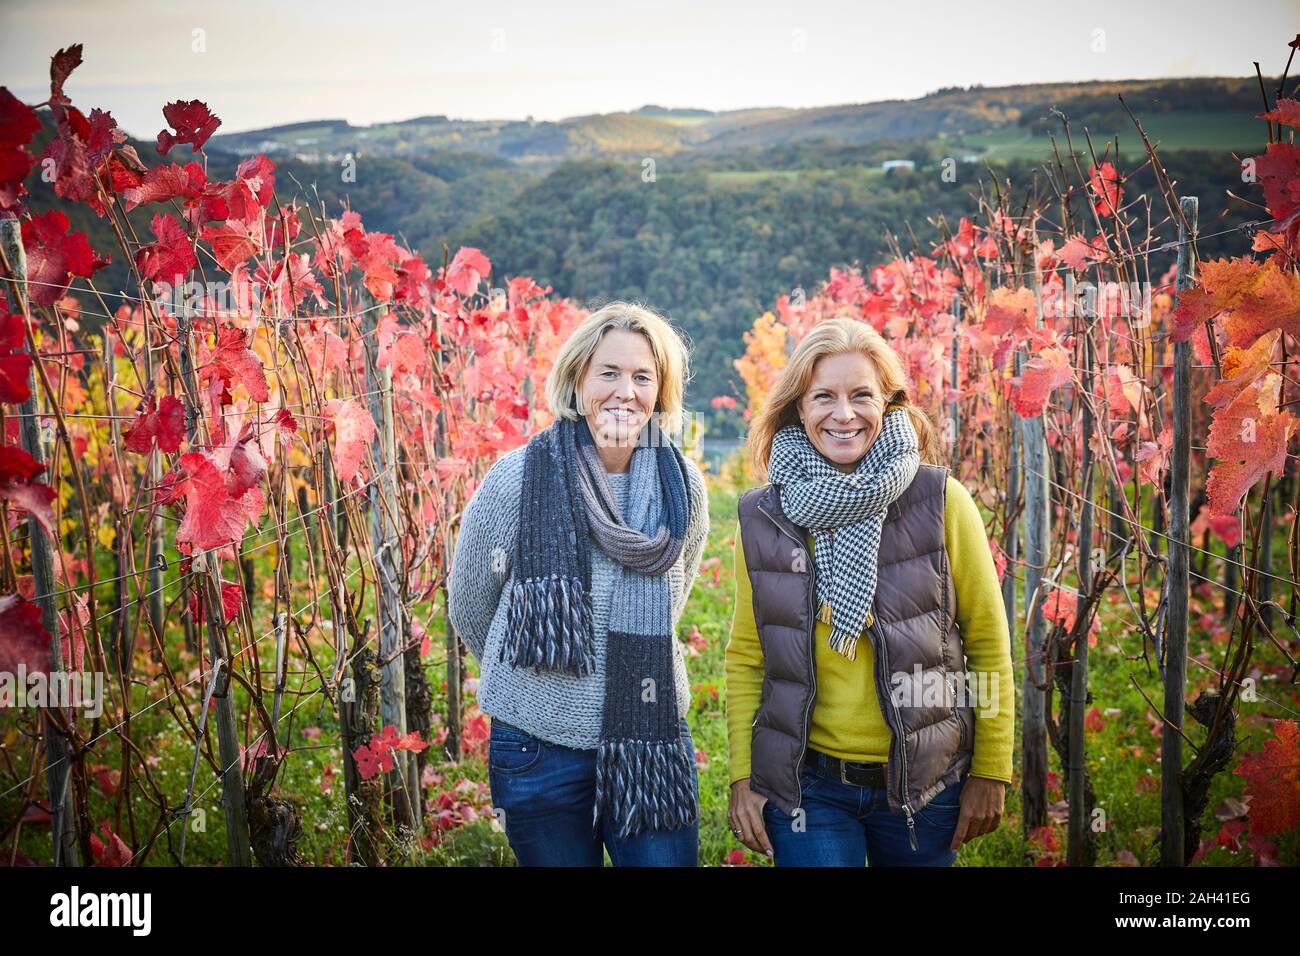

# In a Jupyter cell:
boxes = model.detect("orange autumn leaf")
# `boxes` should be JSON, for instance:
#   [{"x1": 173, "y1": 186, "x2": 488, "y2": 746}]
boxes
[
  {"x1": 1012, "y1": 345, "x2": 1072, "y2": 418},
  {"x1": 982, "y1": 286, "x2": 1036, "y2": 340},
  {"x1": 1204, "y1": 373, "x2": 1297, "y2": 516},
  {"x1": 1204, "y1": 328, "x2": 1281, "y2": 409},
  {"x1": 1170, "y1": 257, "x2": 1300, "y2": 348}
]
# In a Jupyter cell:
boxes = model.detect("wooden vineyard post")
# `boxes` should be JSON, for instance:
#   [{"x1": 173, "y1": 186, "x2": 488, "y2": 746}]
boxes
[
  {"x1": 326, "y1": 418, "x2": 381, "y2": 866},
  {"x1": 174, "y1": 293, "x2": 252, "y2": 867},
  {"x1": 362, "y1": 297, "x2": 417, "y2": 834},
  {"x1": 950, "y1": 295, "x2": 961, "y2": 466},
  {"x1": 1161, "y1": 195, "x2": 1198, "y2": 867},
  {"x1": 1021, "y1": 223, "x2": 1050, "y2": 832},
  {"x1": 1068, "y1": 328, "x2": 1097, "y2": 866},
  {"x1": 1003, "y1": 353, "x2": 1021, "y2": 661},
  {"x1": 0, "y1": 220, "x2": 80, "y2": 866},
  {"x1": 435, "y1": 314, "x2": 463, "y2": 760}
]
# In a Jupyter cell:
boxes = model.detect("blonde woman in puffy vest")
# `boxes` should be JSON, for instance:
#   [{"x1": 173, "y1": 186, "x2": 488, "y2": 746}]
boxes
[{"x1": 725, "y1": 317, "x2": 1014, "y2": 866}]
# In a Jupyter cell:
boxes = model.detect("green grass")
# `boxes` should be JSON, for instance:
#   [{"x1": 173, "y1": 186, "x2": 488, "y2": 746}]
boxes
[
  {"x1": 953, "y1": 111, "x2": 1264, "y2": 162},
  {"x1": 707, "y1": 169, "x2": 803, "y2": 187}
]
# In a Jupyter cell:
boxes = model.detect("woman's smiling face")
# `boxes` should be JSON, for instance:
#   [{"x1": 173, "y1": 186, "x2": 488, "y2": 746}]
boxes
[
  {"x1": 797, "y1": 351, "x2": 886, "y2": 473},
  {"x1": 578, "y1": 328, "x2": 659, "y2": 447}
]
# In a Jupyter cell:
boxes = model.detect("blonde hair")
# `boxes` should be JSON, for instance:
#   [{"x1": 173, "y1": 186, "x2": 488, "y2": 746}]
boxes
[
  {"x1": 545, "y1": 300, "x2": 692, "y2": 437},
  {"x1": 748, "y1": 316, "x2": 942, "y2": 481}
]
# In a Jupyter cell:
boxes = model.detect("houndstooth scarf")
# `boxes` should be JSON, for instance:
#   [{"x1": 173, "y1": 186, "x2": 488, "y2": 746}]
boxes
[
  {"x1": 502, "y1": 413, "x2": 698, "y2": 837},
  {"x1": 768, "y1": 407, "x2": 920, "y2": 660}
]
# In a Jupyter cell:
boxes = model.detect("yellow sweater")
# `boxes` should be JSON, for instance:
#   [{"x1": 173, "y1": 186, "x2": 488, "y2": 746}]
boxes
[{"x1": 725, "y1": 475, "x2": 1014, "y2": 785}]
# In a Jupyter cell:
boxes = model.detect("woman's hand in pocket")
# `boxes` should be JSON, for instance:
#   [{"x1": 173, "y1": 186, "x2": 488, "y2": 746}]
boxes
[
  {"x1": 951, "y1": 776, "x2": 1005, "y2": 850},
  {"x1": 728, "y1": 778, "x2": 773, "y2": 857}
]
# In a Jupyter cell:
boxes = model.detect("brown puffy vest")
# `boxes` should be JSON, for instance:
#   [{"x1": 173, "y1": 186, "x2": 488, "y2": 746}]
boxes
[{"x1": 737, "y1": 463, "x2": 974, "y2": 839}]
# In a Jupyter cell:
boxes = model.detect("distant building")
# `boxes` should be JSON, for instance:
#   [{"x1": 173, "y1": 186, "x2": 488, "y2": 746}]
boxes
[{"x1": 881, "y1": 159, "x2": 915, "y2": 171}]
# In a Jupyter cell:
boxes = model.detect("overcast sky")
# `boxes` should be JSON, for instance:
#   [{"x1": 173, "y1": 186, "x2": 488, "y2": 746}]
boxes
[{"x1": 2, "y1": 0, "x2": 1296, "y2": 138}]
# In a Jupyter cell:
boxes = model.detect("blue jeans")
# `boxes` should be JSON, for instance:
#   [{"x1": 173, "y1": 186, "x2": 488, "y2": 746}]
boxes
[
  {"x1": 488, "y1": 715, "x2": 700, "y2": 866},
  {"x1": 761, "y1": 750, "x2": 967, "y2": 866}
]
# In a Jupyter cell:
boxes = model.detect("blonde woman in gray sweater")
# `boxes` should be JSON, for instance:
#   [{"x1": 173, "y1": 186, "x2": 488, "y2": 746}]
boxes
[{"x1": 448, "y1": 301, "x2": 709, "y2": 866}]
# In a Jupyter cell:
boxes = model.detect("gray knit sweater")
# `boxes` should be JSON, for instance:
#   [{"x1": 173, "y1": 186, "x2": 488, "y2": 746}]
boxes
[{"x1": 447, "y1": 443, "x2": 710, "y2": 750}]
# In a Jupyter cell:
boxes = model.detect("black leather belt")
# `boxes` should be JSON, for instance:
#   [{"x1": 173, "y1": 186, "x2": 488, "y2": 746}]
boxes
[{"x1": 803, "y1": 748, "x2": 887, "y2": 787}]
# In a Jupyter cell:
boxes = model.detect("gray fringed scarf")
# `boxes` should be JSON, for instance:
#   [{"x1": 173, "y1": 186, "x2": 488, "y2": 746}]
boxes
[
  {"x1": 502, "y1": 413, "x2": 698, "y2": 837},
  {"x1": 768, "y1": 407, "x2": 920, "y2": 660}
]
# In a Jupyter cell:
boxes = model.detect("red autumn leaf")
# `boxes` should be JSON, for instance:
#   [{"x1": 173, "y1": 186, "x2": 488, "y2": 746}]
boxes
[
  {"x1": 89, "y1": 825, "x2": 133, "y2": 867},
  {"x1": 1216, "y1": 819, "x2": 1249, "y2": 853},
  {"x1": 1134, "y1": 426, "x2": 1173, "y2": 487},
  {"x1": 38, "y1": 107, "x2": 98, "y2": 211},
  {"x1": 88, "y1": 764, "x2": 120, "y2": 799},
  {"x1": 0, "y1": 87, "x2": 41, "y2": 214},
  {"x1": 156, "y1": 99, "x2": 222, "y2": 155},
  {"x1": 0, "y1": 593, "x2": 51, "y2": 675},
  {"x1": 221, "y1": 582, "x2": 245, "y2": 621},
  {"x1": 199, "y1": 326, "x2": 269, "y2": 402},
  {"x1": 0, "y1": 444, "x2": 56, "y2": 538},
  {"x1": 1011, "y1": 345, "x2": 1072, "y2": 418},
  {"x1": 1087, "y1": 161, "x2": 1123, "y2": 218},
  {"x1": 48, "y1": 44, "x2": 83, "y2": 107},
  {"x1": 1255, "y1": 142, "x2": 1300, "y2": 223},
  {"x1": 377, "y1": 316, "x2": 428, "y2": 377},
  {"x1": 255, "y1": 253, "x2": 325, "y2": 313},
  {"x1": 200, "y1": 154, "x2": 276, "y2": 224},
  {"x1": 0, "y1": 86, "x2": 41, "y2": 150},
  {"x1": 123, "y1": 394, "x2": 185, "y2": 454},
  {"x1": 396, "y1": 730, "x2": 428, "y2": 753},
  {"x1": 1057, "y1": 235, "x2": 1110, "y2": 272},
  {"x1": 1234, "y1": 720, "x2": 1300, "y2": 837},
  {"x1": 102, "y1": 146, "x2": 146, "y2": 194},
  {"x1": 57, "y1": 592, "x2": 88, "y2": 672},
  {"x1": 21, "y1": 210, "x2": 109, "y2": 306},
  {"x1": 352, "y1": 738, "x2": 393, "y2": 781},
  {"x1": 223, "y1": 428, "x2": 267, "y2": 498},
  {"x1": 201, "y1": 219, "x2": 262, "y2": 272},
  {"x1": 444, "y1": 246, "x2": 492, "y2": 297},
  {"x1": 1040, "y1": 588, "x2": 1100, "y2": 645},
  {"x1": 323, "y1": 398, "x2": 375, "y2": 483},
  {"x1": 461, "y1": 712, "x2": 489, "y2": 755},
  {"x1": 122, "y1": 161, "x2": 206, "y2": 211},
  {"x1": 186, "y1": 580, "x2": 244, "y2": 626},
  {"x1": 981, "y1": 286, "x2": 1036, "y2": 340},
  {"x1": 394, "y1": 252, "x2": 432, "y2": 306},
  {"x1": 0, "y1": 308, "x2": 32, "y2": 404},
  {"x1": 0, "y1": 444, "x2": 44, "y2": 484},
  {"x1": 135, "y1": 212, "x2": 197, "y2": 286},
  {"x1": 352, "y1": 743, "x2": 379, "y2": 780},
  {"x1": 1259, "y1": 97, "x2": 1300, "y2": 130},
  {"x1": 364, "y1": 261, "x2": 399, "y2": 302},
  {"x1": 173, "y1": 451, "x2": 263, "y2": 553},
  {"x1": 271, "y1": 408, "x2": 298, "y2": 444},
  {"x1": 1190, "y1": 504, "x2": 1242, "y2": 550},
  {"x1": 298, "y1": 325, "x2": 348, "y2": 382}
]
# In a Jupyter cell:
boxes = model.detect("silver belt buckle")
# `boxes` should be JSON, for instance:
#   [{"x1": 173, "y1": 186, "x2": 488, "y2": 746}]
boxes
[{"x1": 839, "y1": 760, "x2": 855, "y2": 786}]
